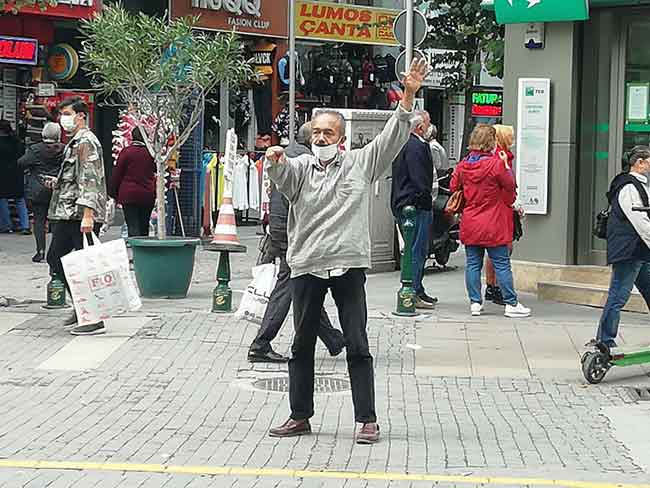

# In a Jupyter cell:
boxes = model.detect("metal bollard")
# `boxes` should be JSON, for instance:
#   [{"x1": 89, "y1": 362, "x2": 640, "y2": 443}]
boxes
[
  {"x1": 45, "y1": 274, "x2": 67, "y2": 309},
  {"x1": 394, "y1": 206, "x2": 418, "y2": 317},
  {"x1": 212, "y1": 251, "x2": 233, "y2": 313}
]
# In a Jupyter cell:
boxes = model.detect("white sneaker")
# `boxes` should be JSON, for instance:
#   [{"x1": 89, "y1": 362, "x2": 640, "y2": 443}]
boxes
[
  {"x1": 505, "y1": 303, "x2": 531, "y2": 318},
  {"x1": 470, "y1": 303, "x2": 484, "y2": 316}
]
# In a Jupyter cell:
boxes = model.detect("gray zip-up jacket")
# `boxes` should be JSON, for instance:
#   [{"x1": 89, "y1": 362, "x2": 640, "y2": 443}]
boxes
[{"x1": 266, "y1": 105, "x2": 414, "y2": 278}]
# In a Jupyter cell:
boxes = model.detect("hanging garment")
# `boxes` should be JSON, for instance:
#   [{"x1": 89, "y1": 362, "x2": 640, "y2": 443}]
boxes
[
  {"x1": 217, "y1": 161, "x2": 225, "y2": 209},
  {"x1": 248, "y1": 159, "x2": 260, "y2": 211},
  {"x1": 232, "y1": 155, "x2": 250, "y2": 211}
]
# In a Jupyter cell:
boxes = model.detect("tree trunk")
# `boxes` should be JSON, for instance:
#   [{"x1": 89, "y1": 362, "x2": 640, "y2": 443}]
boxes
[{"x1": 156, "y1": 155, "x2": 167, "y2": 239}]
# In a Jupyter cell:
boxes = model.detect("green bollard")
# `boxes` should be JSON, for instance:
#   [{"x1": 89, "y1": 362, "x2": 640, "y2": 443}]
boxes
[
  {"x1": 212, "y1": 251, "x2": 233, "y2": 313},
  {"x1": 394, "y1": 206, "x2": 418, "y2": 317},
  {"x1": 45, "y1": 274, "x2": 67, "y2": 309}
]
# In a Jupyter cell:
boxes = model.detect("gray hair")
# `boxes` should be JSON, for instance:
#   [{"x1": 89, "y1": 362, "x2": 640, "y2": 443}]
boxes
[
  {"x1": 297, "y1": 122, "x2": 312, "y2": 146},
  {"x1": 42, "y1": 122, "x2": 61, "y2": 143},
  {"x1": 313, "y1": 110, "x2": 345, "y2": 136}
]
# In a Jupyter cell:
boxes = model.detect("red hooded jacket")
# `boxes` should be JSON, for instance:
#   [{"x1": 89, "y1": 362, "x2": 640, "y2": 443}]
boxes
[{"x1": 450, "y1": 151, "x2": 517, "y2": 247}]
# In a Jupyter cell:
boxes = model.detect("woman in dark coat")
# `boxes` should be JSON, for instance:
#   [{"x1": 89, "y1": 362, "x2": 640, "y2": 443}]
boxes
[
  {"x1": 0, "y1": 120, "x2": 29, "y2": 235},
  {"x1": 18, "y1": 122, "x2": 64, "y2": 262},
  {"x1": 109, "y1": 127, "x2": 156, "y2": 237}
]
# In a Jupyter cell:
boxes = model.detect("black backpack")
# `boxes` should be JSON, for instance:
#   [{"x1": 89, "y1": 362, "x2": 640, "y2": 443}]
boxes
[{"x1": 593, "y1": 177, "x2": 650, "y2": 239}]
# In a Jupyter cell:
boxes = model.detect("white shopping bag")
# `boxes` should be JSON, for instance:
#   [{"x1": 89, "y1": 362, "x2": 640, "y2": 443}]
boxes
[
  {"x1": 235, "y1": 263, "x2": 278, "y2": 324},
  {"x1": 61, "y1": 233, "x2": 142, "y2": 326}
]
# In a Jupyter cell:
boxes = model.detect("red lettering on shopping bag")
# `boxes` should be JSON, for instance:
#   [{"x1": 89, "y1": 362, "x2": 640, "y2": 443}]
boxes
[{"x1": 88, "y1": 271, "x2": 117, "y2": 291}]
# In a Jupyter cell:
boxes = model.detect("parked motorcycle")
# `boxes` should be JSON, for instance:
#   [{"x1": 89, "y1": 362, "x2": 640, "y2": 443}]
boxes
[{"x1": 428, "y1": 169, "x2": 460, "y2": 266}]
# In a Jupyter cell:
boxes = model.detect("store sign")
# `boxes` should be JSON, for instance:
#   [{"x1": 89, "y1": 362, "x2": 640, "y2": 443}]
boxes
[
  {"x1": 0, "y1": 36, "x2": 38, "y2": 66},
  {"x1": 296, "y1": 1, "x2": 399, "y2": 46},
  {"x1": 494, "y1": 0, "x2": 589, "y2": 24},
  {"x1": 471, "y1": 91, "x2": 503, "y2": 117},
  {"x1": 47, "y1": 44, "x2": 79, "y2": 81},
  {"x1": 516, "y1": 78, "x2": 550, "y2": 215},
  {"x1": 171, "y1": 0, "x2": 288, "y2": 38},
  {"x1": 37, "y1": 82, "x2": 56, "y2": 97},
  {"x1": 4, "y1": 0, "x2": 99, "y2": 19}
]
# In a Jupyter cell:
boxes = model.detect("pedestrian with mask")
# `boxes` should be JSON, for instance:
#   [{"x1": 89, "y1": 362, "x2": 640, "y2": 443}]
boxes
[
  {"x1": 248, "y1": 122, "x2": 346, "y2": 363},
  {"x1": 391, "y1": 109, "x2": 438, "y2": 309},
  {"x1": 591, "y1": 146, "x2": 650, "y2": 348},
  {"x1": 18, "y1": 122, "x2": 65, "y2": 262},
  {"x1": 265, "y1": 58, "x2": 428, "y2": 444},
  {"x1": 0, "y1": 120, "x2": 30, "y2": 235},
  {"x1": 47, "y1": 96, "x2": 108, "y2": 336},
  {"x1": 109, "y1": 127, "x2": 156, "y2": 237}
]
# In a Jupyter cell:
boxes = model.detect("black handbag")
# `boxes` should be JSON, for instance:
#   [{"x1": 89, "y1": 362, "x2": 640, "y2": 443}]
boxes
[
  {"x1": 513, "y1": 210, "x2": 523, "y2": 241},
  {"x1": 593, "y1": 207, "x2": 610, "y2": 240},
  {"x1": 27, "y1": 173, "x2": 52, "y2": 204}
]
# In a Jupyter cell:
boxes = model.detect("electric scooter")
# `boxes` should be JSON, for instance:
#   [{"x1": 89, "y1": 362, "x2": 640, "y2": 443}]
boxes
[{"x1": 581, "y1": 205, "x2": 650, "y2": 384}]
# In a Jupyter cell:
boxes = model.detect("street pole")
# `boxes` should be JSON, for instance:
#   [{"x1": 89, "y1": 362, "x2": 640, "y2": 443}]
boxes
[
  {"x1": 288, "y1": 0, "x2": 296, "y2": 145},
  {"x1": 405, "y1": 0, "x2": 414, "y2": 71}
]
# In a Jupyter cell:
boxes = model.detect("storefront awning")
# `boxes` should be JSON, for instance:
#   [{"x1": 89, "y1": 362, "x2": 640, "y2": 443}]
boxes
[{"x1": 482, "y1": 0, "x2": 650, "y2": 15}]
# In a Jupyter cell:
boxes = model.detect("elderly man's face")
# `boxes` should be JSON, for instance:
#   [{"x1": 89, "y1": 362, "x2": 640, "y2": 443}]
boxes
[{"x1": 312, "y1": 114, "x2": 343, "y2": 146}]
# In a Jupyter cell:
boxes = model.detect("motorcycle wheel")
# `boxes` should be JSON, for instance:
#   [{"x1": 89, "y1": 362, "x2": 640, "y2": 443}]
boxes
[{"x1": 435, "y1": 246, "x2": 451, "y2": 267}]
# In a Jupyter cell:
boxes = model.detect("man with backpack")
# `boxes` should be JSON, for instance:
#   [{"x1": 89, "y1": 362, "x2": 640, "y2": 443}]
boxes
[{"x1": 593, "y1": 146, "x2": 650, "y2": 348}]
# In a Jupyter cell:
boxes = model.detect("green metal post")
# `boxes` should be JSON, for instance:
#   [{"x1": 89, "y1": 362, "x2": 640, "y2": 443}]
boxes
[
  {"x1": 212, "y1": 251, "x2": 233, "y2": 313},
  {"x1": 394, "y1": 206, "x2": 418, "y2": 317},
  {"x1": 45, "y1": 274, "x2": 67, "y2": 309}
]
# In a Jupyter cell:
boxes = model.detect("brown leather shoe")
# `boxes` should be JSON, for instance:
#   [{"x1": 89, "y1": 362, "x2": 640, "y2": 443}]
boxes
[
  {"x1": 356, "y1": 422, "x2": 380, "y2": 444},
  {"x1": 269, "y1": 418, "x2": 311, "y2": 438}
]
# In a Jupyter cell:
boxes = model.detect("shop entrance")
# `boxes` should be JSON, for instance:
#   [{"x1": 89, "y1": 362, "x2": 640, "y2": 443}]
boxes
[{"x1": 577, "y1": 8, "x2": 650, "y2": 265}]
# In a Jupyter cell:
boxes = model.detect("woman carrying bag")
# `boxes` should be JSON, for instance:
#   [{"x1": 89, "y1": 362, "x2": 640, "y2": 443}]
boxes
[
  {"x1": 450, "y1": 124, "x2": 531, "y2": 318},
  {"x1": 484, "y1": 125, "x2": 525, "y2": 305},
  {"x1": 18, "y1": 123, "x2": 65, "y2": 262}
]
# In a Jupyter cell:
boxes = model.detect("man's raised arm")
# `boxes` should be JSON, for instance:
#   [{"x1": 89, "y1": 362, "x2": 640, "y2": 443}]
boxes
[{"x1": 356, "y1": 58, "x2": 429, "y2": 183}]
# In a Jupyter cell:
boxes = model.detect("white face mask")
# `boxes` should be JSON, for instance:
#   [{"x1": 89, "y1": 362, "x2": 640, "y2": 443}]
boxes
[
  {"x1": 424, "y1": 126, "x2": 434, "y2": 140},
  {"x1": 312, "y1": 139, "x2": 341, "y2": 162},
  {"x1": 60, "y1": 114, "x2": 77, "y2": 133}
]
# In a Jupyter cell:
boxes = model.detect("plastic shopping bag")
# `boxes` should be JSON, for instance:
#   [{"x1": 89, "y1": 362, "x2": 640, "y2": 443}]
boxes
[
  {"x1": 235, "y1": 263, "x2": 277, "y2": 324},
  {"x1": 61, "y1": 233, "x2": 142, "y2": 326}
]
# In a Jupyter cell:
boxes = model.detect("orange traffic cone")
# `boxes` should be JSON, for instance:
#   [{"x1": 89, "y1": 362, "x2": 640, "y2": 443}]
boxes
[{"x1": 211, "y1": 195, "x2": 241, "y2": 247}]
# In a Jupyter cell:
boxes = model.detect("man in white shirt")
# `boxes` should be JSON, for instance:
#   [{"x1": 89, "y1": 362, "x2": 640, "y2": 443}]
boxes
[{"x1": 594, "y1": 147, "x2": 650, "y2": 348}]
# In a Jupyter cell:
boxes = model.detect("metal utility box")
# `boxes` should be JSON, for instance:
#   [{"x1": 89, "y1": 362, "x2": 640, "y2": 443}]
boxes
[{"x1": 313, "y1": 108, "x2": 397, "y2": 273}]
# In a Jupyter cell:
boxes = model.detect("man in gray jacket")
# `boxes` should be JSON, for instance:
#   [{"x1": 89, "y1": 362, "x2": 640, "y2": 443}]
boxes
[
  {"x1": 248, "y1": 122, "x2": 345, "y2": 363},
  {"x1": 265, "y1": 58, "x2": 428, "y2": 444}
]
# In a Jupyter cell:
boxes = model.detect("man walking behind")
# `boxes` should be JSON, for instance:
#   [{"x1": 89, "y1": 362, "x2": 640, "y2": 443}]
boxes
[
  {"x1": 265, "y1": 58, "x2": 428, "y2": 444},
  {"x1": 248, "y1": 122, "x2": 346, "y2": 363},
  {"x1": 391, "y1": 110, "x2": 438, "y2": 309},
  {"x1": 594, "y1": 146, "x2": 650, "y2": 348},
  {"x1": 47, "y1": 96, "x2": 107, "y2": 336},
  {"x1": 429, "y1": 124, "x2": 449, "y2": 171}
]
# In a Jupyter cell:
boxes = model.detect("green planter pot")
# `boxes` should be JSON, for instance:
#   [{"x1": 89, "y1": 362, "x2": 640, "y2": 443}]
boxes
[{"x1": 128, "y1": 237, "x2": 200, "y2": 299}]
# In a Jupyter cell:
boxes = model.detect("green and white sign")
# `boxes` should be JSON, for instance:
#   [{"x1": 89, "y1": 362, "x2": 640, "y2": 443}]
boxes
[{"x1": 494, "y1": 0, "x2": 589, "y2": 24}]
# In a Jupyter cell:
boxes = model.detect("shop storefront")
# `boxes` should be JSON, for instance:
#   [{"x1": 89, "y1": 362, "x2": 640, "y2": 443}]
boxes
[{"x1": 482, "y1": 0, "x2": 650, "y2": 301}]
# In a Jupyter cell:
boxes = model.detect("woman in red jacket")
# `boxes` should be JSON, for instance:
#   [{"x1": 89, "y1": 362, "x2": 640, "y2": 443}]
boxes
[
  {"x1": 450, "y1": 124, "x2": 530, "y2": 318},
  {"x1": 109, "y1": 128, "x2": 156, "y2": 237}
]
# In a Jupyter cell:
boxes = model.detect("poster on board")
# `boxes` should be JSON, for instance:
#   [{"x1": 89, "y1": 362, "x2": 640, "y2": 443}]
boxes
[{"x1": 516, "y1": 78, "x2": 551, "y2": 215}]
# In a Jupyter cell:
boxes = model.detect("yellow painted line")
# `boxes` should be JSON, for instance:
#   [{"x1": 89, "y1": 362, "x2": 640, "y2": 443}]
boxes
[{"x1": 0, "y1": 459, "x2": 647, "y2": 488}]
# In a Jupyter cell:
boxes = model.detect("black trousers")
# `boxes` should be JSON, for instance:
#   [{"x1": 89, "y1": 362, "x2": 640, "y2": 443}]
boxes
[
  {"x1": 289, "y1": 269, "x2": 376, "y2": 423},
  {"x1": 31, "y1": 202, "x2": 49, "y2": 253},
  {"x1": 250, "y1": 242, "x2": 345, "y2": 355},
  {"x1": 47, "y1": 220, "x2": 102, "y2": 289},
  {"x1": 123, "y1": 203, "x2": 153, "y2": 238}
]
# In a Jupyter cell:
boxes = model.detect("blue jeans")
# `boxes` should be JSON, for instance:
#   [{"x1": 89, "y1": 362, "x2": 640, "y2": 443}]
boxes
[
  {"x1": 597, "y1": 260, "x2": 650, "y2": 347},
  {"x1": 400, "y1": 209, "x2": 432, "y2": 296},
  {"x1": 0, "y1": 198, "x2": 29, "y2": 231},
  {"x1": 465, "y1": 245, "x2": 518, "y2": 306}
]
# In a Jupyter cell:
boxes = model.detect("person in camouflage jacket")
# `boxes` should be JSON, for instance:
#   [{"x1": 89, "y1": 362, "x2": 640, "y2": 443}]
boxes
[
  {"x1": 48, "y1": 124, "x2": 106, "y2": 222},
  {"x1": 46, "y1": 96, "x2": 108, "y2": 336}
]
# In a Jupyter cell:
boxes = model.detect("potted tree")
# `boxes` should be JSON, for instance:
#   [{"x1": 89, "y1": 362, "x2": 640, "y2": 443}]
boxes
[{"x1": 80, "y1": 5, "x2": 251, "y2": 298}]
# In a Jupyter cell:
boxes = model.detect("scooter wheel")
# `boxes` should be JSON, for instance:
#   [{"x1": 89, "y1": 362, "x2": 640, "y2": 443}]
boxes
[{"x1": 582, "y1": 352, "x2": 609, "y2": 384}]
